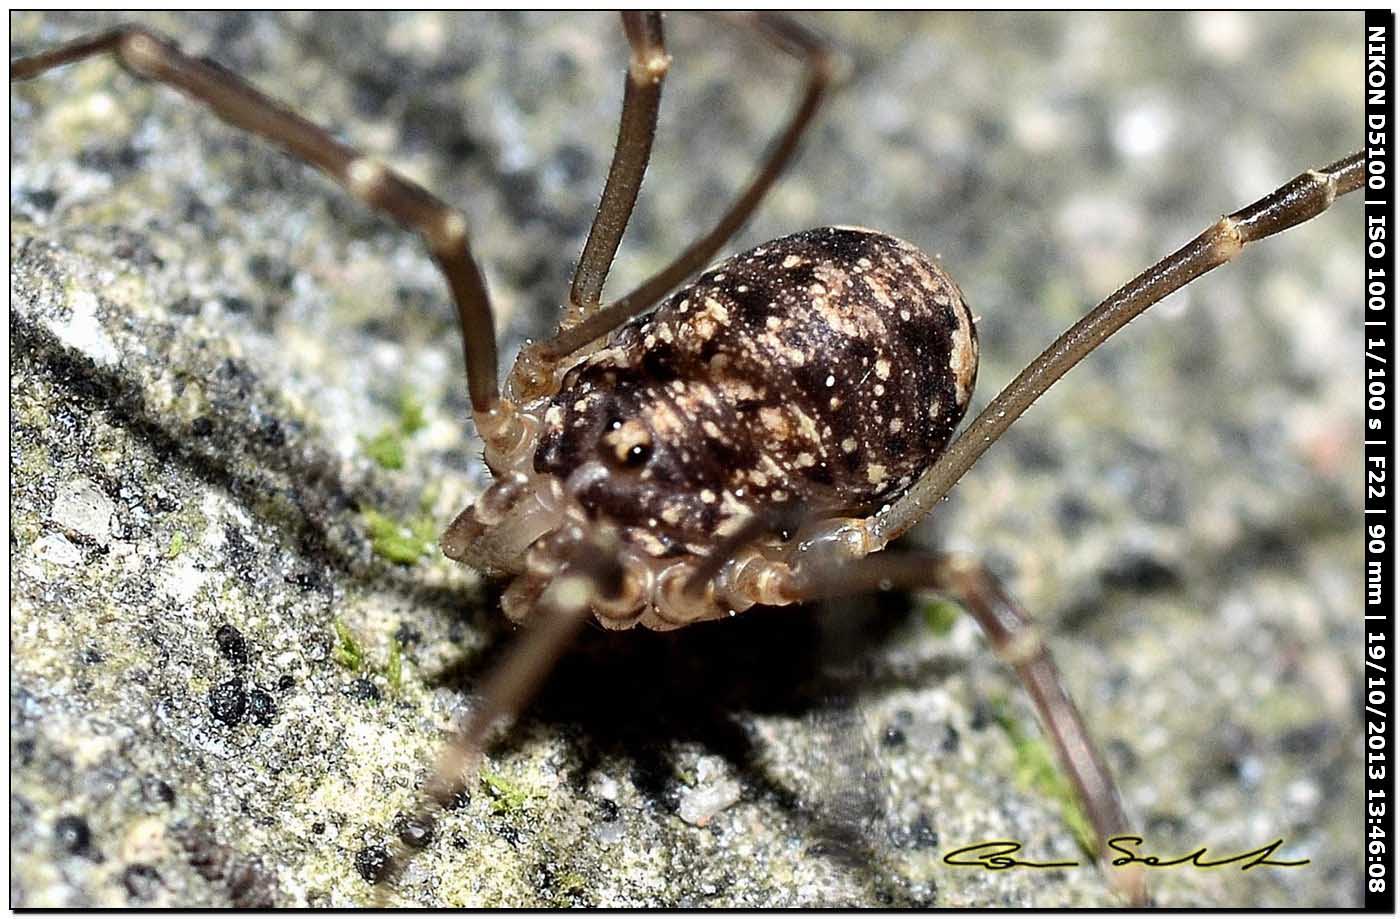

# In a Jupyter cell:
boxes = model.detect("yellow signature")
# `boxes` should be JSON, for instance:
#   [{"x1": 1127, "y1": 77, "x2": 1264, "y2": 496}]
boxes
[{"x1": 942, "y1": 836, "x2": 1310, "y2": 871}]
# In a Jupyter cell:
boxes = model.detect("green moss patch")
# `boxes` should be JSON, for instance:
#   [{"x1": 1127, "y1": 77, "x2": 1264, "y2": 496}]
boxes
[
  {"x1": 921, "y1": 598, "x2": 963, "y2": 636},
  {"x1": 990, "y1": 696, "x2": 1096, "y2": 856},
  {"x1": 480, "y1": 769, "x2": 540, "y2": 816},
  {"x1": 359, "y1": 392, "x2": 429, "y2": 471},
  {"x1": 362, "y1": 508, "x2": 436, "y2": 565},
  {"x1": 332, "y1": 618, "x2": 367, "y2": 672}
]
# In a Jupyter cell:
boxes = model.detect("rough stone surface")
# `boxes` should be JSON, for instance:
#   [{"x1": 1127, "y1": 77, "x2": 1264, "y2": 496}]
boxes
[{"x1": 11, "y1": 11, "x2": 1363, "y2": 908}]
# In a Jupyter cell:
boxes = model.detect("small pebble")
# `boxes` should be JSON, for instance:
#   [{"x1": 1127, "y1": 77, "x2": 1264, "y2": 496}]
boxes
[
  {"x1": 396, "y1": 813, "x2": 435, "y2": 849},
  {"x1": 122, "y1": 863, "x2": 161, "y2": 901},
  {"x1": 346, "y1": 678, "x2": 381, "y2": 702},
  {"x1": 49, "y1": 478, "x2": 115, "y2": 544},
  {"x1": 912, "y1": 813, "x2": 939, "y2": 849},
  {"x1": 215, "y1": 625, "x2": 248, "y2": 667},
  {"x1": 208, "y1": 679, "x2": 247, "y2": 726},
  {"x1": 248, "y1": 688, "x2": 277, "y2": 726},
  {"x1": 54, "y1": 815, "x2": 92, "y2": 855},
  {"x1": 141, "y1": 777, "x2": 176, "y2": 807},
  {"x1": 354, "y1": 844, "x2": 391, "y2": 883}
]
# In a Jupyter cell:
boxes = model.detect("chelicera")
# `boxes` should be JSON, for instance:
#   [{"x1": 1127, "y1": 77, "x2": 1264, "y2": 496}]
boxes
[{"x1": 11, "y1": 12, "x2": 1363, "y2": 905}]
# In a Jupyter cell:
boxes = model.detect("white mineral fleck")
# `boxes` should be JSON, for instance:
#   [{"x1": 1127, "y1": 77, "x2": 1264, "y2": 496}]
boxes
[
  {"x1": 32, "y1": 533, "x2": 82, "y2": 567},
  {"x1": 55, "y1": 289, "x2": 119, "y2": 367},
  {"x1": 677, "y1": 756, "x2": 742, "y2": 827},
  {"x1": 50, "y1": 478, "x2": 115, "y2": 544},
  {"x1": 159, "y1": 554, "x2": 209, "y2": 604}
]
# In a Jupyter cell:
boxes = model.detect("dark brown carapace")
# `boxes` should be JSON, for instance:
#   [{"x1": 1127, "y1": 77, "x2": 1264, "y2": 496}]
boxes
[{"x1": 443, "y1": 227, "x2": 977, "y2": 629}]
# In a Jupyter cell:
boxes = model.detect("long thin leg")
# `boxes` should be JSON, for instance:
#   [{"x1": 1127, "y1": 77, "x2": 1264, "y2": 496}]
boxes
[
  {"x1": 10, "y1": 26, "x2": 502, "y2": 414},
  {"x1": 872, "y1": 151, "x2": 1366, "y2": 545},
  {"x1": 565, "y1": 12, "x2": 668, "y2": 321},
  {"x1": 377, "y1": 549, "x2": 625, "y2": 897},
  {"x1": 522, "y1": 12, "x2": 841, "y2": 376},
  {"x1": 795, "y1": 551, "x2": 1148, "y2": 905}
]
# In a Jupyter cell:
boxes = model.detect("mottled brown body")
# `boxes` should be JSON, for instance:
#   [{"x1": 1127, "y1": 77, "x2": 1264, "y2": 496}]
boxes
[{"x1": 535, "y1": 226, "x2": 978, "y2": 558}]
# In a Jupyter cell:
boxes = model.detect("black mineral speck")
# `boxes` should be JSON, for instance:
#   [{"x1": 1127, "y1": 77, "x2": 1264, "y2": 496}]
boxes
[
  {"x1": 248, "y1": 688, "x2": 277, "y2": 726},
  {"x1": 395, "y1": 813, "x2": 435, "y2": 849},
  {"x1": 286, "y1": 567, "x2": 324, "y2": 592},
  {"x1": 597, "y1": 798, "x2": 620, "y2": 822},
  {"x1": 77, "y1": 142, "x2": 143, "y2": 175},
  {"x1": 122, "y1": 863, "x2": 162, "y2": 901},
  {"x1": 54, "y1": 815, "x2": 92, "y2": 855},
  {"x1": 346, "y1": 677, "x2": 381, "y2": 702},
  {"x1": 180, "y1": 192, "x2": 213, "y2": 227},
  {"x1": 940, "y1": 723, "x2": 961, "y2": 754},
  {"x1": 223, "y1": 525, "x2": 254, "y2": 567},
  {"x1": 215, "y1": 624, "x2": 248, "y2": 667},
  {"x1": 354, "y1": 844, "x2": 391, "y2": 883},
  {"x1": 142, "y1": 777, "x2": 176, "y2": 807},
  {"x1": 209, "y1": 679, "x2": 248, "y2": 726},
  {"x1": 1055, "y1": 494, "x2": 1095, "y2": 535},
  {"x1": 556, "y1": 142, "x2": 593, "y2": 183},
  {"x1": 21, "y1": 187, "x2": 58, "y2": 212},
  {"x1": 190, "y1": 416, "x2": 215, "y2": 437},
  {"x1": 259, "y1": 416, "x2": 285, "y2": 447},
  {"x1": 1280, "y1": 720, "x2": 1334, "y2": 754},
  {"x1": 1107, "y1": 738, "x2": 1139, "y2": 774},
  {"x1": 246, "y1": 252, "x2": 295, "y2": 290},
  {"x1": 171, "y1": 295, "x2": 201, "y2": 316},
  {"x1": 1101, "y1": 550, "x2": 1180, "y2": 592},
  {"x1": 393, "y1": 622, "x2": 421, "y2": 647},
  {"x1": 912, "y1": 813, "x2": 939, "y2": 849},
  {"x1": 881, "y1": 725, "x2": 906, "y2": 749},
  {"x1": 277, "y1": 674, "x2": 295, "y2": 692},
  {"x1": 226, "y1": 860, "x2": 279, "y2": 908},
  {"x1": 349, "y1": 66, "x2": 397, "y2": 117}
]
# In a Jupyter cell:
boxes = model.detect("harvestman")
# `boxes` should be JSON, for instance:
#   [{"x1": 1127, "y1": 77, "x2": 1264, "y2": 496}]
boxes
[{"x1": 11, "y1": 12, "x2": 1363, "y2": 903}]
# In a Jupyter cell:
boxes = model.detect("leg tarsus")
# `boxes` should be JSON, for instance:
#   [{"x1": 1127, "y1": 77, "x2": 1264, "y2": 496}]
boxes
[
  {"x1": 376, "y1": 549, "x2": 623, "y2": 898},
  {"x1": 873, "y1": 149, "x2": 1365, "y2": 545},
  {"x1": 793, "y1": 549, "x2": 1148, "y2": 905}
]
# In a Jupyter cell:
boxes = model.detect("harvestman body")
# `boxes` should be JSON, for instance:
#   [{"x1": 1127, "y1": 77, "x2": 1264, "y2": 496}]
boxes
[{"x1": 11, "y1": 12, "x2": 1363, "y2": 904}]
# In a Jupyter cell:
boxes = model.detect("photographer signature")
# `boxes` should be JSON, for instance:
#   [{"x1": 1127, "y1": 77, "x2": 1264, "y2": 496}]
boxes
[{"x1": 943, "y1": 836, "x2": 1310, "y2": 872}]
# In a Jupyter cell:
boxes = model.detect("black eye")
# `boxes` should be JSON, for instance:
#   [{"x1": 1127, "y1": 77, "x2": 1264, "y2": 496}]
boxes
[{"x1": 599, "y1": 417, "x2": 653, "y2": 470}]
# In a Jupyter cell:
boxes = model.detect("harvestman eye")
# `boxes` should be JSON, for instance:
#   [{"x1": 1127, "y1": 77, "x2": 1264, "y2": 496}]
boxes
[{"x1": 10, "y1": 11, "x2": 1364, "y2": 907}]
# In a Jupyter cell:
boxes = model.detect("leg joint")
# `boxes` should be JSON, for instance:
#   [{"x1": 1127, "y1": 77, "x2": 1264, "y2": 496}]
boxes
[
  {"x1": 1206, "y1": 215, "x2": 1244, "y2": 263},
  {"x1": 996, "y1": 625, "x2": 1046, "y2": 666},
  {"x1": 629, "y1": 49, "x2": 671, "y2": 86},
  {"x1": 428, "y1": 210, "x2": 470, "y2": 257},
  {"x1": 116, "y1": 27, "x2": 167, "y2": 78}
]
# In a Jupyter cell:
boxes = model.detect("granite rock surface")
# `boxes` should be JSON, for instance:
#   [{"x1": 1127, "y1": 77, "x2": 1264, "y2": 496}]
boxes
[{"x1": 11, "y1": 11, "x2": 1364, "y2": 907}]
